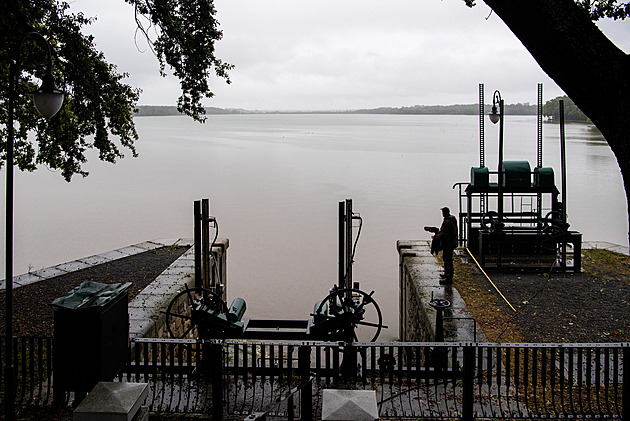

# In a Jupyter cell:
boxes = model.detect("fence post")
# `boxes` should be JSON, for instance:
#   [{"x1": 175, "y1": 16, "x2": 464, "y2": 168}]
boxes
[
  {"x1": 462, "y1": 345, "x2": 475, "y2": 421},
  {"x1": 624, "y1": 347, "x2": 629, "y2": 420},
  {"x1": 298, "y1": 345, "x2": 313, "y2": 421},
  {"x1": 209, "y1": 341, "x2": 224, "y2": 421}
]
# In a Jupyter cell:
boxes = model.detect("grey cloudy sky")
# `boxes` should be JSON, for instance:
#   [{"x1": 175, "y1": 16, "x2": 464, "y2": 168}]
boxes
[{"x1": 70, "y1": 0, "x2": 629, "y2": 110}]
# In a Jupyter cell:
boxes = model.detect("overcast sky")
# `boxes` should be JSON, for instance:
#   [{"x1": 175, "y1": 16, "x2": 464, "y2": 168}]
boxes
[{"x1": 69, "y1": 0, "x2": 629, "y2": 111}]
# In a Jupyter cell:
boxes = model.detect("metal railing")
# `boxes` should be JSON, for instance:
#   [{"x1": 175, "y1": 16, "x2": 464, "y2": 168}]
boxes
[
  {"x1": 0, "y1": 335, "x2": 54, "y2": 407},
  {"x1": 1, "y1": 336, "x2": 627, "y2": 419}
]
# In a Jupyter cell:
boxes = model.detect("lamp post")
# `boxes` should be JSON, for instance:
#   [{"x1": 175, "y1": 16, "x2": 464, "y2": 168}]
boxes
[
  {"x1": 4, "y1": 32, "x2": 64, "y2": 421},
  {"x1": 488, "y1": 90, "x2": 504, "y2": 222},
  {"x1": 488, "y1": 90, "x2": 504, "y2": 268}
]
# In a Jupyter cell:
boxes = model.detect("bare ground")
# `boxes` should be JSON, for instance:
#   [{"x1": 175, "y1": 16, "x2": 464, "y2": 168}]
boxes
[{"x1": 454, "y1": 247, "x2": 630, "y2": 343}]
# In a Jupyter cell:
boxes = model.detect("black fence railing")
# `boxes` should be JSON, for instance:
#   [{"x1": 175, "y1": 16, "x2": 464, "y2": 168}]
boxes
[
  {"x1": 114, "y1": 340, "x2": 630, "y2": 419},
  {"x1": 0, "y1": 335, "x2": 54, "y2": 407},
  {"x1": 1, "y1": 336, "x2": 628, "y2": 420}
]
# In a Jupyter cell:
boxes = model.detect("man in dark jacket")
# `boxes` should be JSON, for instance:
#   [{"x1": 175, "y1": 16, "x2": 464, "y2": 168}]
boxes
[{"x1": 433, "y1": 207, "x2": 458, "y2": 284}]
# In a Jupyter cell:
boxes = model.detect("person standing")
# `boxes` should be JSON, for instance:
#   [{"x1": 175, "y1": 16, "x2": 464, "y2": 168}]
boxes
[{"x1": 433, "y1": 207, "x2": 458, "y2": 284}]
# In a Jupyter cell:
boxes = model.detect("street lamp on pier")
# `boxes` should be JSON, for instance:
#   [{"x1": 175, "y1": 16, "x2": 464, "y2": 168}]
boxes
[
  {"x1": 4, "y1": 32, "x2": 64, "y2": 421},
  {"x1": 488, "y1": 90, "x2": 504, "y2": 221}
]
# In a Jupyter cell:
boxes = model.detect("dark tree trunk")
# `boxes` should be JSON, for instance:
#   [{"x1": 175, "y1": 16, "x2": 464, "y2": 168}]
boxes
[{"x1": 484, "y1": 0, "x2": 630, "y2": 245}]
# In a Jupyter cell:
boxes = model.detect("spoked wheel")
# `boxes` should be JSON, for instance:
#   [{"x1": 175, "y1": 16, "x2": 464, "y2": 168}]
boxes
[
  {"x1": 541, "y1": 224, "x2": 565, "y2": 252},
  {"x1": 314, "y1": 288, "x2": 385, "y2": 342},
  {"x1": 481, "y1": 211, "x2": 504, "y2": 232},
  {"x1": 164, "y1": 286, "x2": 228, "y2": 339},
  {"x1": 543, "y1": 210, "x2": 563, "y2": 228},
  {"x1": 541, "y1": 211, "x2": 568, "y2": 252}
]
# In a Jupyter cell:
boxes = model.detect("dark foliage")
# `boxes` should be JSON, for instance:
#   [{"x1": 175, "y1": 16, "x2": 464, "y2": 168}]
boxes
[{"x1": 1, "y1": 0, "x2": 232, "y2": 181}]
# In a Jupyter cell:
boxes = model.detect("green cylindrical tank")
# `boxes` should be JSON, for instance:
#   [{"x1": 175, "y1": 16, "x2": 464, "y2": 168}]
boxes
[
  {"x1": 228, "y1": 297, "x2": 247, "y2": 322},
  {"x1": 534, "y1": 166, "x2": 555, "y2": 188},
  {"x1": 470, "y1": 166, "x2": 489, "y2": 187},
  {"x1": 502, "y1": 161, "x2": 531, "y2": 188}
]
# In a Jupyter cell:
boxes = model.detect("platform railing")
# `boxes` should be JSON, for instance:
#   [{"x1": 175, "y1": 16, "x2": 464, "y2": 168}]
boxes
[
  {"x1": 120, "y1": 340, "x2": 630, "y2": 419},
  {"x1": 1, "y1": 336, "x2": 627, "y2": 420}
]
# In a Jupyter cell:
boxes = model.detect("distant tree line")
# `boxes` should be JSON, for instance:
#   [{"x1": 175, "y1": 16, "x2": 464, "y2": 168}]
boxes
[
  {"x1": 135, "y1": 100, "x2": 588, "y2": 121},
  {"x1": 134, "y1": 105, "x2": 246, "y2": 116},
  {"x1": 543, "y1": 96, "x2": 589, "y2": 122},
  {"x1": 353, "y1": 103, "x2": 538, "y2": 115}
]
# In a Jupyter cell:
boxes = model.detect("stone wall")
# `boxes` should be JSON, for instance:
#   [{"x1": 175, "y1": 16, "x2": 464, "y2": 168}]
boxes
[
  {"x1": 398, "y1": 240, "x2": 484, "y2": 343},
  {"x1": 128, "y1": 239, "x2": 229, "y2": 344}
]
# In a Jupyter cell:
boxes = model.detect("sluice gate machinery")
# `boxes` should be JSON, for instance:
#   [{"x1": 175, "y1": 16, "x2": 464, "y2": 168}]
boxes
[
  {"x1": 165, "y1": 199, "x2": 386, "y2": 342},
  {"x1": 456, "y1": 84, "x2": 582, "y2": 272}
]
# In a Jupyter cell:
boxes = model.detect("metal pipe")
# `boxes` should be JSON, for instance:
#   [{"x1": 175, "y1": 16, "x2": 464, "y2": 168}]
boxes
[
  {"x1": 5, "y1": 54, "x2": 17, "y2": 421},
  {"x1": 194, "y1": 200, "x2": 201, "y2": 288},
  {"x1": 202, "y1": 198, "x2": 210, "y2": 287},
  {"x1": 498, "y1": 98, "x2": 505, "y2": 222},
  {"x1": 479, "y1": 83, "x2": 485, "y2": 168},
  {"x1": 338, "y1": 201, "x2": 345, "y2": 289},
  {"x1": 345, "y1": 199, "x2": 353, "y2": 291},
  {"x1": 537, "y1": 83, "x2": 543, "y2": 168},
  {"x1": 497, "y1": 98, "x2": 505, "y2": 268},
  {"x1": 5, "y1": 33, "x2": 64, "y2": 421},
  {"x1": 537, "y1": 83, "x2": 543, "y2": 222},
  {"x1": 560, "y1": 100, "x2": 568, "y2": 265},
  {"x1": 559, "y1": 100, "x2": 567, "y2": 226}
]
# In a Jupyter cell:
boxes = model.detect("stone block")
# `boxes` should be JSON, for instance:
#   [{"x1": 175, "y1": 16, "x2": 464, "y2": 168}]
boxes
[
  {"x1": 73, "y1": 382, "x2": 149, "y2": 421},
  {"x1": 322, "y1": 389, "x2": 378, "y2": 420}
]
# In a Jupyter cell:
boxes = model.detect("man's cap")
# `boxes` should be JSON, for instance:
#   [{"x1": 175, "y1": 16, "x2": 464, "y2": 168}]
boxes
[{"x1": 441, "y1": 206, "x2": 450, "y2": 213}]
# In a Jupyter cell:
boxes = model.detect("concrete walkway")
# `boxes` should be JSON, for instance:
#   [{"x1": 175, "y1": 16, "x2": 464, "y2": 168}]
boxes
[
  {"x1": 0, "y1": 238, "x2": 193, "y2": 290},
  {"x1": 583, "y1": 240, "x2": 629, "y2": 255},
  {"x1": 128, "y1": 244, "x2": 195, "y2": 341},
  {"x1": 2, "y1": 238, "x2": 196, "y2": 342}
]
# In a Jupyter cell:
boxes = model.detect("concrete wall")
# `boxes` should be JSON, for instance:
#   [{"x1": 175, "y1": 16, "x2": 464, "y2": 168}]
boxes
[
  {"x1": 128, "y1": 239, "x2": 229, "y2": 343},
  {"x1": 398, "y1": 240, "x2": 485, "y2": 343}
]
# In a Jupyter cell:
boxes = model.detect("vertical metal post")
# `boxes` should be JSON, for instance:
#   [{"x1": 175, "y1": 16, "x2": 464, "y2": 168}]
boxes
[
  {"x1": 479, "y1": 83, "x2": 486, "y2": 218},
  {"x1": 498, "y1": 99, "x2": 504, "y2": 222},
  {"x1": 194, "y1": 200, "x2": 202, "y2": 289},
  {"x1": 202, "y1": 198, "x2": 210, "y2": 288},
  {"x1": 4, "y1": 60, "x2": 17, "y2": 421},
  {"x1": 338, "y1": 201, "x2": 345, "y2": 289},
  {"x1": 623, "y1": 347, "x2": 629, "y2": 420},
  {"x1": 497, "y1": 99, "x2": 505, "y2": 269},
  {"x1": 559, "y1": 101, "x2": 568, "y2": 267},
  {"x1": 537, "y1": 83, "x2": 543, "y2": 169},
  {"x1": 345, "y1": 199, "x2": 353, "y2": 291},
  {"x1": 462, "y1": 345, "x2": 475, "y2": 421},
  {"x1": 435, "y1": 308, "x2": 445, "y2": 342},
  {"x1": 298, "y1": 345, "x2": 313, "y2": 421},
  {"x1": 479, "y1": 83, "x2": 485, "y2": 169},
  {"x1": 210, "y1": 341, "x2": 224, "y2": 421},
  {"x1": 537, "y1": 83, "x2": 543, "y2": 222}
]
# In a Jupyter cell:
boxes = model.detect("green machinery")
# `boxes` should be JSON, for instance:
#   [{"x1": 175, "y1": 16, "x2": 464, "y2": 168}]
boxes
[
  {"x1": 165, "y1": 199, "x2": 387, "y2": 342},
  {"x1": 456, "y1": 84, "x2": 582, "y2": 272}
]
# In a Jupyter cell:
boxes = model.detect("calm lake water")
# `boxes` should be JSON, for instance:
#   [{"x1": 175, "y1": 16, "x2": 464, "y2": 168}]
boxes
[{"x1": 1, "y1": 114, "x2": 626, "y2": 340}]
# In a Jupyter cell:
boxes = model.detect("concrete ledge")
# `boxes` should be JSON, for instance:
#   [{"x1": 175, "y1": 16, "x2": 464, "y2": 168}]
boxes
[
  {"x1": 583, "y1": 240, "x2": 629, "y2": 255},
  {"x1": 128, "y1": 238, "x2": 229, "y2": 342},
  {"x1": 128, "y1": 246, "x2": 196, "y2": 341},
  {"x1": 1, "y1": 238, "x2": 193, "y2": 289},
  {"x1": 398, "y1": 240, "x2": 487, "y2": 343}
]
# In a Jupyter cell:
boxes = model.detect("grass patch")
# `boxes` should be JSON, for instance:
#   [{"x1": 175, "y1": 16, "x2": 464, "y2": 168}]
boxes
[
  {"x1": 453, "y1": 247, "x2": 630, "y2": 343},
  {"x1": 453, "y1": 251, "x2": 525, "y2": 342}
]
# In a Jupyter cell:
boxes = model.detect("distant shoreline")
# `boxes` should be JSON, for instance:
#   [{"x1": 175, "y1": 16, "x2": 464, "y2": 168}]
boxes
[
  {"x1": 134, "y1": 104, "x2": 596, "y2": 123},
  {"x1": 134, "y1": 103, "x2": 539, "y2": 117}
]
